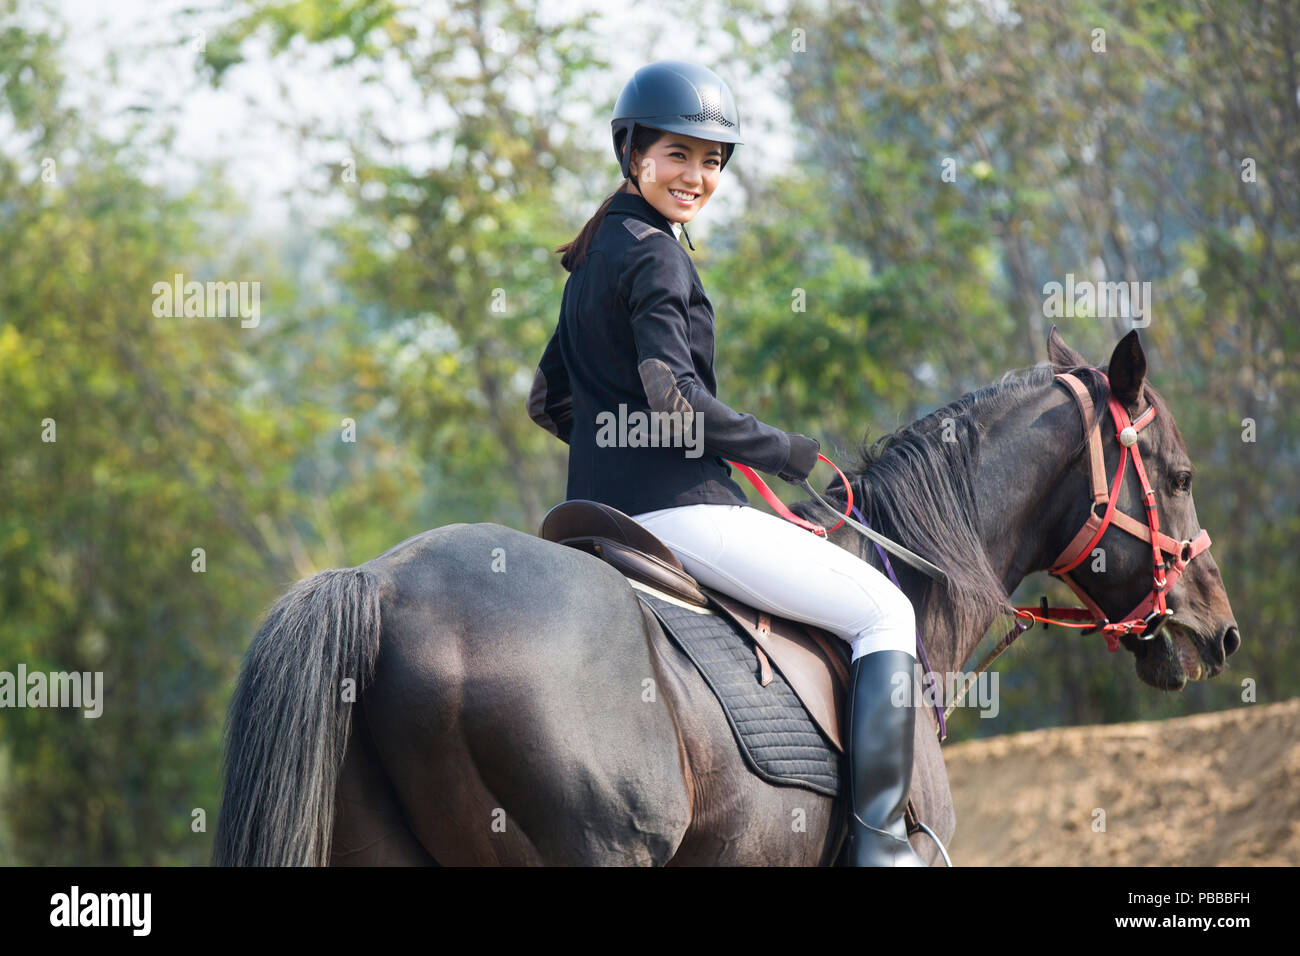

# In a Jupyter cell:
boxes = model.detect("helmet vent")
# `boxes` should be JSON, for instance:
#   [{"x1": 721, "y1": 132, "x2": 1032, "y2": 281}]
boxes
[
  {"x1": 680, "y1": 105, "x2": 735, "y2": 127},
  {"x1": 680, "y1": 87, "x2": 735, "y2": 127}
]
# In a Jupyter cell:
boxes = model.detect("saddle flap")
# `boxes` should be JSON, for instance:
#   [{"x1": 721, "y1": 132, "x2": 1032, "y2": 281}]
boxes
[{"x1": 702, "y1": 586, "x2": 850, "y2": 752}]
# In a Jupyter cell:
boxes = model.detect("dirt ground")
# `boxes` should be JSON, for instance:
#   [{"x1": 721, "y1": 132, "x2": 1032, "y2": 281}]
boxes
[{"x1": 942, "y1": 697, "x2": 1300, "y2": 866}]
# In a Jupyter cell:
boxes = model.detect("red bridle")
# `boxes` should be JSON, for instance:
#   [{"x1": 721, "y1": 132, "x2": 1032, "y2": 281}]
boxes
[{"x1": 1013, "y1": 372, "x2": 1213, "y2": 650}]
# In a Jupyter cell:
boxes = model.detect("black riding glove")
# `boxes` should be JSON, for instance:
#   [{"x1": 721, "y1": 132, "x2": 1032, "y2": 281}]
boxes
[{"x1": 777, "y1": 433, "x2": 821, "y2": 483}]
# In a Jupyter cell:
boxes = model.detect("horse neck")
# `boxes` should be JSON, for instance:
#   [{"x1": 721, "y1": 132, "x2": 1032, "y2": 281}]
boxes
[
  {"x1": 820, "y1": 379, "x2": 1085, "y2": 678},
  {"x1": 935, "y1": 382, "x2": 1084, "y2": 675}
]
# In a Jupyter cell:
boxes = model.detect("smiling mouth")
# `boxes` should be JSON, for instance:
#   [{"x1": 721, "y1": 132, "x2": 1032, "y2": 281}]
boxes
[{"x1": 668, "y1": 189, "x2": 699, "y2": 203}]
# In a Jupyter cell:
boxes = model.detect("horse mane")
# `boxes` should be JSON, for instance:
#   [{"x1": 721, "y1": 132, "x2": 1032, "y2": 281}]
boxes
[{"x1": 789, "y1": 361, "x2": 1112, "y2": 652}]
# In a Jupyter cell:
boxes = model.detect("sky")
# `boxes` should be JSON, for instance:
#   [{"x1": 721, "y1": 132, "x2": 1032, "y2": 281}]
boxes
[{"x1": 35, "y1": 0, "x2": 803, "y2": 235}]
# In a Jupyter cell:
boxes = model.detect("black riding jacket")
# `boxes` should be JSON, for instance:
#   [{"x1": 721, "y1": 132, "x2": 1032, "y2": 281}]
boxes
[{"x1": 527, "y1": 190, "x2": 808, "y2": 517}]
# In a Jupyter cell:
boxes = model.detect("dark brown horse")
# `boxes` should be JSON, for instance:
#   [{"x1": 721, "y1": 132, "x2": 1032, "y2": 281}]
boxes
[{"x1": 211, "y1": 328, "x2": 1239, "y2": 865}]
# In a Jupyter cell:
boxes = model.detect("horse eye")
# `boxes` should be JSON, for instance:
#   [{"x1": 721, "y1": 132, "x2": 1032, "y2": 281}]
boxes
[{"x1": 1172, "y1": 472, "x2": 1192, "y2": 493}]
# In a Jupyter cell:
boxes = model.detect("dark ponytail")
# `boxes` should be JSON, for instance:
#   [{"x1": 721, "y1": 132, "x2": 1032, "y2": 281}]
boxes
[
  {"x1": 555, "y1": 124, "x2": 665, "y2": 273},
  {"x1": 555, "y1": 185, "x2": 623, "y2": 273}
]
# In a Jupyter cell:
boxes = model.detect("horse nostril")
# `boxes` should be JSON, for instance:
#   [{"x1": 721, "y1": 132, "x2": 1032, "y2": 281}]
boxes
[{"x1": 1222, "y1": 626, "x2": 1241, "y2": 657}]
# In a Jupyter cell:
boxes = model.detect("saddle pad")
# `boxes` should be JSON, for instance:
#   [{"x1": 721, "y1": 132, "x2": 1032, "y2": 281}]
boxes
[{"x1": 637, "y1": 590, "x2": 842, "y2": 797}]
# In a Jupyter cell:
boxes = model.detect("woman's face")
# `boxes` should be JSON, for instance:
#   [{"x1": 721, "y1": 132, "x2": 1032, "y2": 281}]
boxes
[{"x1": 628, "y1": 131, "x2": 724, "y2": 225}]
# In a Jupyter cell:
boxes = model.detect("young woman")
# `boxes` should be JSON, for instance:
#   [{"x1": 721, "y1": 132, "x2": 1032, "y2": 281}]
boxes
[{"x1": 529, "y1": 60, "x2": 923, "y2": 866}]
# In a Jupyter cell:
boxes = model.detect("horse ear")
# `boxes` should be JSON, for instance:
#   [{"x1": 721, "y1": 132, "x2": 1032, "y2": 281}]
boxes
[
  {"x1": 1046, "y1": 324, "x2": 1088, "y2": 371},
  {"x1": 1106, "y1": 330, "x2": 1147, "y2": 408}
]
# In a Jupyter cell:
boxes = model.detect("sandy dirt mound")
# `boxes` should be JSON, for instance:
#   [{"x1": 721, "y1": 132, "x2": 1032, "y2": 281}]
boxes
[{"x1": 942, "y1": 697, "x2": 1300, "y2": 866}]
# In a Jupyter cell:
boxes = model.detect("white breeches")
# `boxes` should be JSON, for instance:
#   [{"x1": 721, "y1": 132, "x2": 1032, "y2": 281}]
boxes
[{"x1": 630, "y1": 503, "x2": 917, "y2": 661}]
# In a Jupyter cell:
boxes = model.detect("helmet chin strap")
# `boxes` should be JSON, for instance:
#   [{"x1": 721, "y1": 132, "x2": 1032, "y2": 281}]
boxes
[{"x1": 628, "y1": 173, "x2": 695, "y2": 251}]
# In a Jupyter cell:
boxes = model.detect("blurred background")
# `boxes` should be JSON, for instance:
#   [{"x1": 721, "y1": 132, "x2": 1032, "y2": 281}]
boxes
[{"x1": 0, "y1": 0, "x2": 1295, "y2": 864}]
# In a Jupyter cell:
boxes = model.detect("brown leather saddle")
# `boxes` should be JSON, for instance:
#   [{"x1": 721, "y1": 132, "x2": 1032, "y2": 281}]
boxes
[{"x1": 539, "y1": 499, "x2": 852, "y2": 751}]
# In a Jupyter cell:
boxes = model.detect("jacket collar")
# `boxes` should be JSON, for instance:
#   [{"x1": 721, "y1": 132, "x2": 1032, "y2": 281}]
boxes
[{"x1": 607, "y1": 189, "x2": 678, "y2": 239}]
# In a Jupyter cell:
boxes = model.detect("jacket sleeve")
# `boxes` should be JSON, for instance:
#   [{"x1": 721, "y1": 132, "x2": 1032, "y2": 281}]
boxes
[
  {"x1": 527, "y1": 326, "x2": 574, "y2": 444},
  {"x1": 619, "y1": 235, "x2": 795, "y2": 474}
]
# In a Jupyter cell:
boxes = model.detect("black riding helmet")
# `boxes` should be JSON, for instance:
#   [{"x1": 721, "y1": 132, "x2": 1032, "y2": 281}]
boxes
[{"x1": 611, "y1": 60, "x2": 744, "y2": 181}]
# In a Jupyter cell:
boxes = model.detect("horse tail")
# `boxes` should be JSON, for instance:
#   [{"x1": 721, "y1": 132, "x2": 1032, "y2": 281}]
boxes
[{"x1": 212, "y1": 567, "x2": 381, "y2": 866}]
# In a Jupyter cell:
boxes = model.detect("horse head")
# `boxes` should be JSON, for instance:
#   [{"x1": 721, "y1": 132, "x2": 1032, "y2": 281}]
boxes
[{"x1": 1046, "y1": 327, "x2": 1239, "y2": 691}]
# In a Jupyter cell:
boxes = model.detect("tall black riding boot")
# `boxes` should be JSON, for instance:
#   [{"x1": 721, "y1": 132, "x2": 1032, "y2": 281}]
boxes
[{"x1": 845, "y1": 649, "x2": 926, "y2": 866}]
